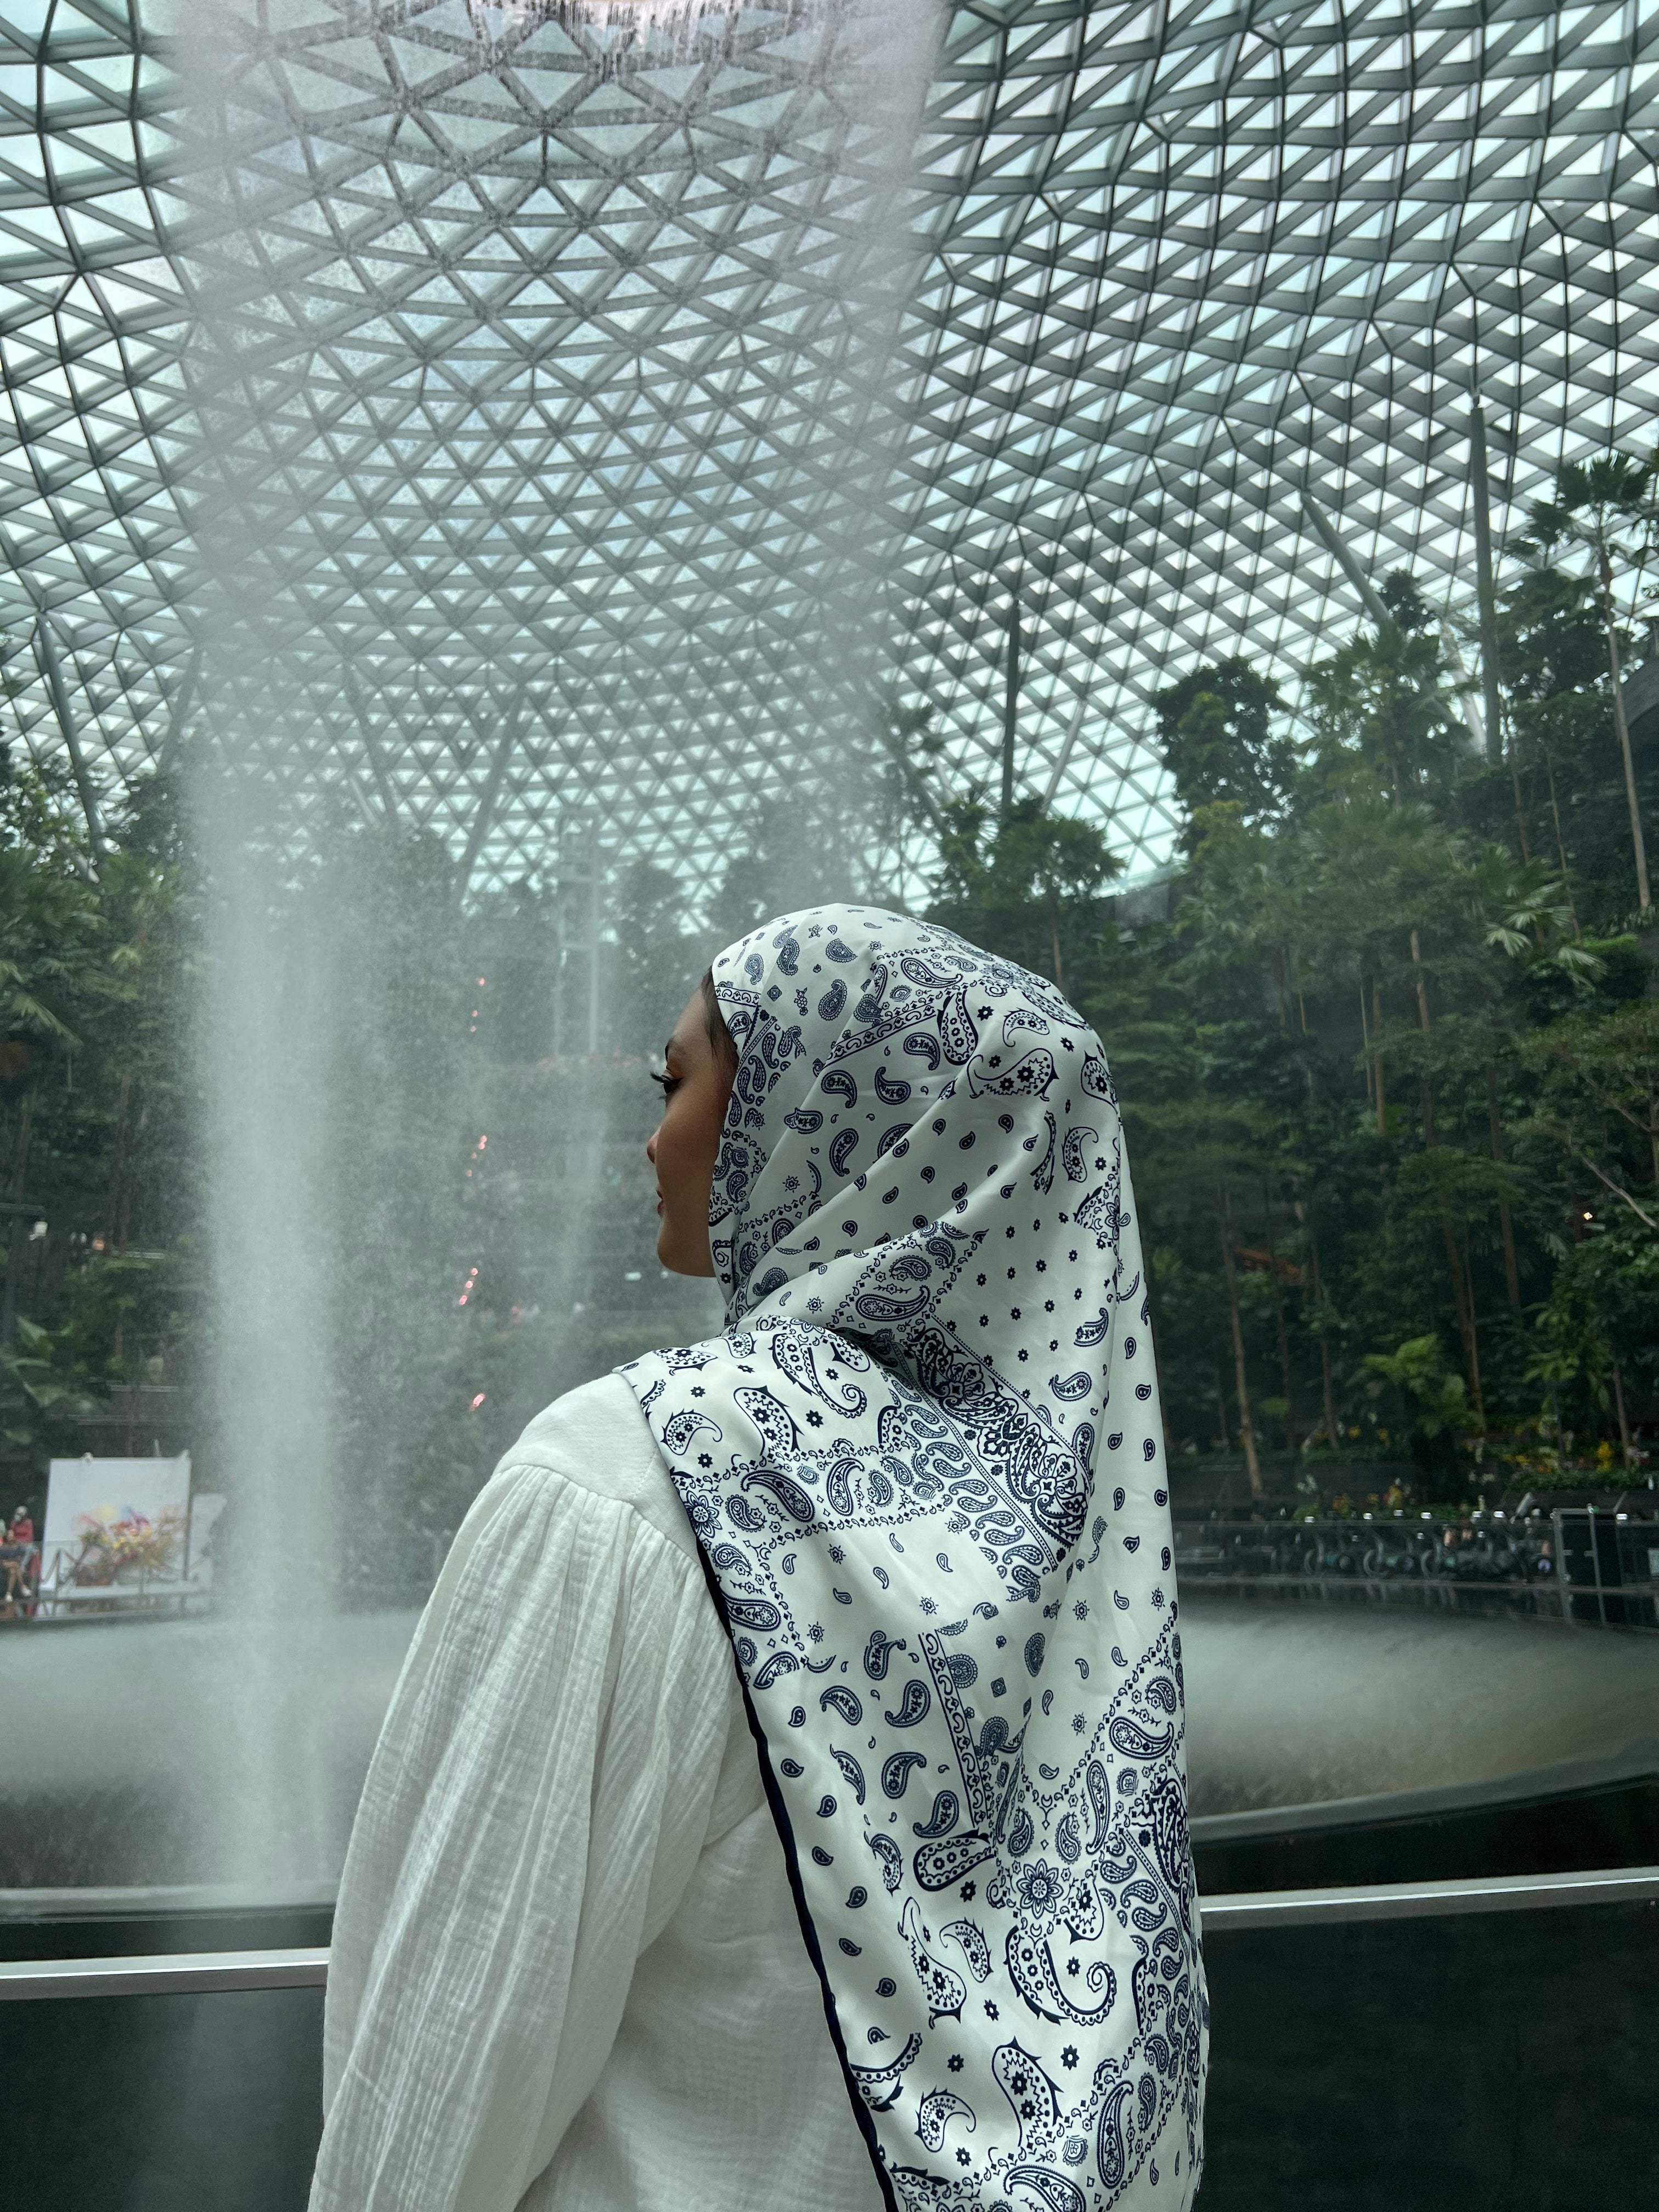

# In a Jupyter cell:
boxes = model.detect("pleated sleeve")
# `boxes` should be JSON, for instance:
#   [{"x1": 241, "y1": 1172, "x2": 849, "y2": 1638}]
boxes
[{"x1": 309, "y1": 1436, "x2": 737, "y2": 2212}]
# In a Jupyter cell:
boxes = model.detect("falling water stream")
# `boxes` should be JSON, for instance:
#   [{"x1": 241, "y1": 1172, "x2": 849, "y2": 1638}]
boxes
[{"x1": 141, "y1": 0, "x2": 943, "y2": 1892}]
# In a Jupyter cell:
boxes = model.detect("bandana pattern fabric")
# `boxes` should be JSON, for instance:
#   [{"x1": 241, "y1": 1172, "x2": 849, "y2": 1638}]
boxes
[{"x1": 622, "y1": 906, "x2": 1207, "y2": 2212}]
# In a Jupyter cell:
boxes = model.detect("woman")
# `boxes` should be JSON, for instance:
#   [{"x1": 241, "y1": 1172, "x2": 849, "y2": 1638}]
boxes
[{"x1": 312, "y1": 905, "x2": 1206, "y2": 2212}]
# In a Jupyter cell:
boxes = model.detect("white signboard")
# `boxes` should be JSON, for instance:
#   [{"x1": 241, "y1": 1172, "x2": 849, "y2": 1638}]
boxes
[{"x1": 42, "y1": 1454, "x2": 193, "y2": 1591}]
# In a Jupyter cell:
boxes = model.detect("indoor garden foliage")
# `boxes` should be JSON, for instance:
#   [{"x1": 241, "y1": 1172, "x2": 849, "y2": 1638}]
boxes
[{"x1": 0, "y1": 459, "x2": 1654, "y2": 1574}]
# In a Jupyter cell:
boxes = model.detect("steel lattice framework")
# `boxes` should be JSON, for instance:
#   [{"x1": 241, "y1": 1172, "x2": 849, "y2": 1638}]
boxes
[{"x1": 2, "y1": 0, "x2": 1659, "y2": 894}]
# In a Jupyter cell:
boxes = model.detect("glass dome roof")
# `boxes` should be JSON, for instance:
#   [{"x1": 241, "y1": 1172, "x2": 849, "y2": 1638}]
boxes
[{"x1": 3, "y1": 0, "x2": 1658, "y2": 890}]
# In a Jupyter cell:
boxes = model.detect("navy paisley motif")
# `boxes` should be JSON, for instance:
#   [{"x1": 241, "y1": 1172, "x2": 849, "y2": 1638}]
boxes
[
  {"x1": 725, "y1": 1595, "x2": 782, "y2": 1632},
  {"x1": 938, "y1": 991, "x2": 978, "y2": 1066},
  {"x1": 1061, "y1": 1125, "x2": 1098, "y2": 1182},
  {"x1": 941, "y1": 1918, "x2": 992, "y2": 1982},
  {"x1": 868, "y1": 1833, "x2": 904, "y2": 1893},
  {"x1": 1007, "y1": 2164, "x2": 1086, "y2": 2212},
  {"x1": 882, "y1": 1750, "x2": 928, "y2": 1799},
  {"x1": 740, "y1": 1466, "x2": 816, "y2": 1522},
  {"x1": 967, "y1": 1046, "x2": 1057, "y2": 1099},
  {"x1": 913, "y1": 1831, "x2": 997, "y2": 1891},
  {"x1": 850, "y1": 2031, "x2": 921, "y2": 2111},
  {"x1": 1076, "y1": 1175, "x2": 1125, "y2": 1253},
  {"x1": 883, "y1": 1678, "x2": 932, "y2": 1728},
  {"x1": 1031, "y1": 1109, "x2": 1058, "y2": 1193},
  {"x1": 916, "y1": 2087, "x2": 977, "y2": 2151},
  {"x1": 911, "y1": 1789, "x2": 960, "y2": 1838},
  {"x1": 1080, "y1": 1053, "x2": 1118, "y2": 1104},
  {"x1": 1109, "y1": 1716, "x2": 1176, "y2": 1761},
  {"x1": 901, "y1": 1897, "x2": 967, "y2": 2023},
  {"x1": 1006, "y1": 1925, "x2": 1116, "y2": 2027},
  {"x1": 662, "y1": 1408, "x2": 721, "y2": 1452},
  {"x1": 832, "y1": 1748, "x2": 867, "y2": 1805}
]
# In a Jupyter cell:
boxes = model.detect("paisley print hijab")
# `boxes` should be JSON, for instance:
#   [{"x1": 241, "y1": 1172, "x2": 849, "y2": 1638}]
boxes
[{"x1": 622, "y1": 906, "x2": 1207, "y2": 2212}]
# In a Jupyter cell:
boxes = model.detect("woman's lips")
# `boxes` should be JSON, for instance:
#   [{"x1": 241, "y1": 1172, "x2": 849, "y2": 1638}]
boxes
[{"x1": 655, "y1": 1190, "x2": 663, "y2": 1215}]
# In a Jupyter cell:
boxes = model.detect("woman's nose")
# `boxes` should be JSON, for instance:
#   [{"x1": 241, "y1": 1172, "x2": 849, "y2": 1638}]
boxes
[{"x1": 645, "y1": 1128, "x2": 658, "y2": 1166}]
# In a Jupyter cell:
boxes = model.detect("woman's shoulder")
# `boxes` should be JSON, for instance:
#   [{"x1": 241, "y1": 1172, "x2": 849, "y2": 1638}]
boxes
[{"x1": 492, "y1": 1370, "x2": 697, "y2": 1561}]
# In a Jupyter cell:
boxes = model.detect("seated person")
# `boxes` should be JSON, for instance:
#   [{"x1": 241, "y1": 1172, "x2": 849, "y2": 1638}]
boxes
[{"x1": 0, "y1": 1506, "x2": 32, "y2": 1602}]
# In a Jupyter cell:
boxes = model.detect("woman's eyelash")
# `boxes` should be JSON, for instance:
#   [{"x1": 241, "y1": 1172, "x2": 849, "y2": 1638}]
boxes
[{"x1": 650, "y1": 1069, "x2": 681, "y2": 1096}]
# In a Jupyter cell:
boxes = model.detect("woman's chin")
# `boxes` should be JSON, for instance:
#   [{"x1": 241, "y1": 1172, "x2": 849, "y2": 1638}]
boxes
[{"x1": 657, "y1": 1225, "x2": 693, "y2": 1277}]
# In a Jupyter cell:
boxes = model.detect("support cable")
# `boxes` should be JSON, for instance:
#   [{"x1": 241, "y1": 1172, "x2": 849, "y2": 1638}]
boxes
[
  {"x1": 1299, "y1": 492, "x2": 1390, "y2": 630},
  {"x1": 458, "y1": 692, "x2": 523, "y2": 895},
  {"x1": 32, "y1": 617, "x2": 105, "y2": 851},
  {"x1": 1468, "y1": 400, "x2": 1505, "y2": 764}
]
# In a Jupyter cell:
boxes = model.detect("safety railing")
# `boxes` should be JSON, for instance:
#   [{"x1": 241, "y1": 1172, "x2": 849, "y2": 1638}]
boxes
[
  {"x1": 4, "y1": 1866, "x2": 1655, "y2": 1999},
  {"x1": 1174, "y1": 1510, "x2": 1659, "y2": 1629}
]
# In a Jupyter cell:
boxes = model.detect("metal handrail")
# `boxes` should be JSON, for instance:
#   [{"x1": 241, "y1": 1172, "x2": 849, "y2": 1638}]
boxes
[
  {"x1": 0, "y1": 1945, "x2": 330, "y2": 2000},
  {"x1": 3, "y1": 1865, "x2": 1655, "y2": 1998},
  {"x1": 1197, "y1": 1862, "x2": 1659, "y2": 1932}
]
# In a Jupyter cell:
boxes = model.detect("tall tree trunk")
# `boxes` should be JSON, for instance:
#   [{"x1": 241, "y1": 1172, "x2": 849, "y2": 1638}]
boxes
[
  {"x1": 1611, "y1": 1353, "x2": 1635, "y2": 1470},
  {"x1": 1486, "y1": 1064, "x2": 1522, "y2": 1311},
  {"x1": 1, "y1": 1092, "x2": 35, "y2": 1348},
  {"x1": 7, "y1": 1091, "x2": 32, "y2": 1202},
  {"x1": 1442, "y1": 1218, "x2": 1486, "y2": 1428},
  {"x1": 1409, "y1": 927, "x2": 1432, "y2": 1032},
  {"x1": 1262, "y1": 1195, "x2": 1298, "y2": 1446},
  {"x1": 1212, "y1": 1359, "x2": 1229, "y2": 1454},
  {"x1": 1219, "y1": 1188, "x2": 1263, "y2": 1499},
  {"x1": 1373, "y1": 981, "x2": 1387, "y2": 1136},
  {"x1": 1410, "y1": 951, "x2": 1484, "y2": 1420},
  {"x1": 1539, "y1": 739, "x2": 1582, "y2": 937},
  {"x1": 105, "y1": 1069, "x2": 132, "y2": 1252},
  {"x1": 1508, "y1": 725, "x2": 1532, "y2": 862},
  {"x1": 1359, "y1": 986, "x2": 1374, "y2": 1104},
  {"x1": 1601, "y1": 561, "x2": 1652, "y2": 911},
  {"x1": 1409, "y1": 936, "x2": 1436, "y2": 1144},
  {"x1": 1303, "y1": 1212, "x2": 1340, "y2": 1451}
]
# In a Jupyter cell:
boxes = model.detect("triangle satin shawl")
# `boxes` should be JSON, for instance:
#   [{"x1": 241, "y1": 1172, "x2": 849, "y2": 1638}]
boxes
[{"x1": 622, "y1": 906, "x2": 1207, "y2": 2212}]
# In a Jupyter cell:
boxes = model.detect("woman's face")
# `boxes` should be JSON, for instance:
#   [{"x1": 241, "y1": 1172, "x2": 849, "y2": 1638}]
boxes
[{"x1": 646, "y1": 988, "x2": 735, "y2": 1277}]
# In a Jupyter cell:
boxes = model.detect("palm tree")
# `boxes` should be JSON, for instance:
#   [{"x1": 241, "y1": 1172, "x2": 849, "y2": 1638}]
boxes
[{"x1": 1516, "y1": 452, "x2": 1654, "y2": 911}]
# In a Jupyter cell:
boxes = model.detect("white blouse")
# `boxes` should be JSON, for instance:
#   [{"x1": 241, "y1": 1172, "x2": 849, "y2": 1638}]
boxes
[{"x1": 311, "y1": 1372, "x2": 884, "y2": 2212}]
